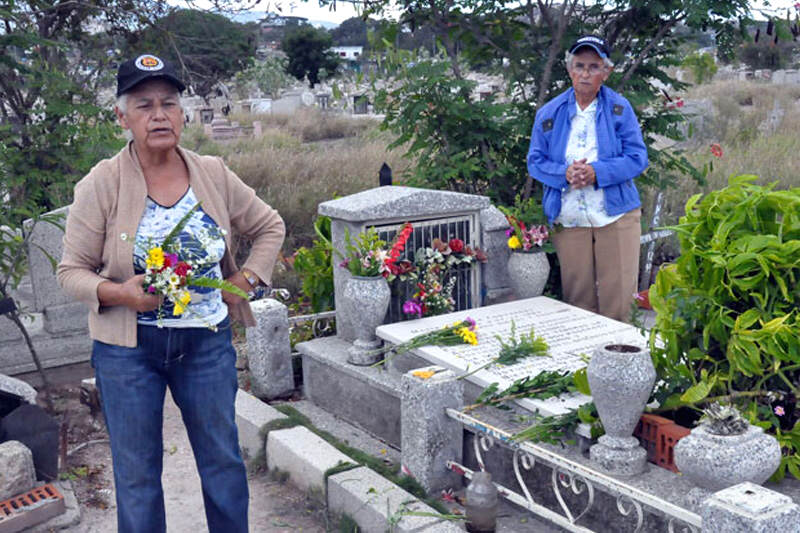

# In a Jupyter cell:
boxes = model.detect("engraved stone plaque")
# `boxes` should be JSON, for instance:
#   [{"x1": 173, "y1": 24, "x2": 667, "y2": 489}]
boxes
[{"x1": 376, "y1": 296, "x2": 648, "y2": 416}]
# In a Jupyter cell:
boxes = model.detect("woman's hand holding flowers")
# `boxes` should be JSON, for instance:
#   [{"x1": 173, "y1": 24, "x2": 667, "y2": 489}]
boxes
[{"x1": 101, "y1": 274, "x2": 161, "y2": 312}]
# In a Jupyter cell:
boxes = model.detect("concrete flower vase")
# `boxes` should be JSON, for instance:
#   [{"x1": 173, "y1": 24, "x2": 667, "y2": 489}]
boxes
[
  {"x1": 506, "y1": 251, "x2": 550, "y2": 299},
  {"x1": 340, "y1": 275, "x2": 390, "y2": 365},
  {"x1": 674, "y1": 424, "x2": 781, "y2": 492},
  {"x1": 588, "y1": 343, "x2": 656, "y2": 476}
]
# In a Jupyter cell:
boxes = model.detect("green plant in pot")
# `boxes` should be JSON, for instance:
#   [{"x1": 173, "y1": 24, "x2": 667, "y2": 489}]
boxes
[
  {"x1": 674, "y1": 402, "x2": 781, "y2": 492},
  {"x1": 648, "y1": 174, "x2": 800, "y2": 481}
]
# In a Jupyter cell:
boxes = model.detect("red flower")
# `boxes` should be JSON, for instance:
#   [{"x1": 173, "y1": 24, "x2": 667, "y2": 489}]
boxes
[
  {"x1": 676, "y1": 99, "x2": 684, "y2": 108},
  {"x1": 710, "y1": 143, "x2": 723, "y2": 158},
  {"x1": 174, "y1": 261, "x2": 192, "y2": 277},
  {"x1": 448, "y1": 238, "x2": 464, "y2": 253}
]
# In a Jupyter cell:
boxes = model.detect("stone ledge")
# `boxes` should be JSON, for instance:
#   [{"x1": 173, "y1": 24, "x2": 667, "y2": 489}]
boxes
[
  {"x1": 328, "y1": 466, "x2": 462, "y2": 533},
  {"x1": 234, "y1": 389, "x2": 287, "y2": 462},
  {"x1": 266, "y1": 425, "x2": 354, "y2": 496}
]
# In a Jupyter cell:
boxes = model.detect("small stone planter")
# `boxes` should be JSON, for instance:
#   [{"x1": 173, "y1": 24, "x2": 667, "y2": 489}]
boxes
[
  {"x1": 339, "y1": 275, "x2": 390, "y2": 365},
  {"x1": 506, "y1": 251, "x2": 550, "y2": 299},
  {"x1": 588, "y1": 343, "x2": 656, "y2": 476},
  {"x1": 674, "y1": 424, "x2": 781, "y2": 492}
]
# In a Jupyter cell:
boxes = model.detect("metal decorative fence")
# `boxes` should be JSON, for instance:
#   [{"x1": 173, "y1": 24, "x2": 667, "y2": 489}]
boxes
[{"x1": 373, "y1": 214, "x2": 481, "y2": 323}]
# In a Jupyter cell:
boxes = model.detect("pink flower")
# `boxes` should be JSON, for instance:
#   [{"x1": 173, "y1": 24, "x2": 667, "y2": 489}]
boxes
[
  {"x1": 441, "y1": 488, "x2": 457, "y2": 503},
  {"x1": 676, "y1": 99, "x2": 684, "y2": 108},
  {"x1": 775, "y1": 405, "x2": 786, "y2": 416},
  {"x1": 147, "y1": 285, "x2": 156, "y2": 293},
  {"x1": 464, "y1": 317, "x2": 476, "y2": 330},
  {"x1": 505, "y1": 228, "x2": 513, "y2": 237},
  {"x1": 403, "y1": 299, "x2": 423, "y2": 317},
  {"x1": 710, "y1": 143, "x2": 723, "y2": 158}
]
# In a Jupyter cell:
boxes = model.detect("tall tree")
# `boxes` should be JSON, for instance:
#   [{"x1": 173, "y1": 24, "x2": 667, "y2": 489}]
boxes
[
  {"x1": 126, "y1": 8, "x2": 257, "y2": 100},
  {"x1": 365, "y1": 0, "x2": 749, "y2": 206},
  {"x1": 282, "y1": 24, "x2": 340, "y2": 87}
]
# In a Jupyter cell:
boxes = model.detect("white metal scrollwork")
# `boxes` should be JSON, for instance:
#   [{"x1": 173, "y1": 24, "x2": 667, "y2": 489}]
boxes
[
  {"x1": 512, "y1": 449, "x2": 537, "y2": 505},
  {"x1": 552, "y1": 467, "x2": 595, "y2": 524},
  {"x1": 473, "y1": 434, "x2": 494, "y2": 471},
  {"x1": 616, "y1": 494, "x2": 644, "y2": 532}
]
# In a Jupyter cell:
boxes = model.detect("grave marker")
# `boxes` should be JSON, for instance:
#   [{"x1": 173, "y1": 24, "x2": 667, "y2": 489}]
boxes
[{"x1": 377, "y1": 296, "x2": 648, "y2": 416}]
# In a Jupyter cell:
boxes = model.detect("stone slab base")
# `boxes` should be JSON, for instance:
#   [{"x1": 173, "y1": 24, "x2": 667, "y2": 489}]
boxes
[
  {"x1": 297, "y1": 337, "x2": 404, "y2": 447},
  {"x1": 328, "y1": 466, "x2": 462, "y2": 533},
  {"x1": 0, "y1": 326, "x2": 91, "y2": 376},
  {"x1": 234, "y1": 389, "x2": 287, "y2": 463}
]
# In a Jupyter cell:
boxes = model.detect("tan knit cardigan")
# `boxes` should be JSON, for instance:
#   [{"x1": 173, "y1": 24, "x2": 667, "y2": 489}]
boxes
[{"x1": 57, "y1": 142, "x2": 285, "y2": 347}]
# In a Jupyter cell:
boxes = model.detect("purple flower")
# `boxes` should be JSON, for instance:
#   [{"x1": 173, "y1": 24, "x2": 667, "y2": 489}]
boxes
[
  {"x1": 464, "y1": 317, "x2": 476, "y2": 330},
  {"x1": 338, "y1": 259, "x2": 350, "y2": 268},
  {"x1": 775, "y1": 405, "x2": 786, "y2": 416},
  {"x1": 403, "y1": 299, "x2": 423, "y2": 317},
  {"x1": 147, "y1": 285, "x2": 156, "y2": 293},
  {"x1": 505, "y1": 228, "x2": 513, "y2": 237}
]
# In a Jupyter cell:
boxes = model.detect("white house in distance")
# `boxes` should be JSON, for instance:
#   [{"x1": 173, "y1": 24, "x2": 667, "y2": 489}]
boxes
[{"x1": 331, "y1": 46, "x2": 363, "y2": 61}]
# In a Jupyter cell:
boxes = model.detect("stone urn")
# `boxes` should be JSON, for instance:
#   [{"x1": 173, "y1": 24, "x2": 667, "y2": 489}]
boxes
[
  {"x1": 340, "y1": 275, "x2": 390, "y2": 365},
  {"x1": 506, "y1": 251, "x2": 550, "y2": 299},
  {"x1": 674, "y1": 424, "x2": 781, "y2": 492},
  {"x1": 588, "y1": 343, "x2": 656, "y2": 476}
]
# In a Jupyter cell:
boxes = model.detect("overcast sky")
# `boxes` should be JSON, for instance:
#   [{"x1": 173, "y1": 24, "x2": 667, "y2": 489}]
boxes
[{"x1": 198, "y1": 0, "x2": 800, "y2": 27}]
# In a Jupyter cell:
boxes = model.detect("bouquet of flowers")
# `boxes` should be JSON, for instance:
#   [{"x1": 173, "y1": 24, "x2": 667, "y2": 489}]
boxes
[
  {"x1": 139, "y1": 203, "x2": 247, "y2": 324},
  {"x1": 373, "y1": 317, "x2": 479, "y2": 367},
  {"x1": 498, "y1": 195, "x2": 553, "y2": 253},
  {"x1": 338, "y1": 223, "x2": 414, "y2": 279},
  {"x1": 402, "y1": 238, "x2": 487, "y2": 318}
]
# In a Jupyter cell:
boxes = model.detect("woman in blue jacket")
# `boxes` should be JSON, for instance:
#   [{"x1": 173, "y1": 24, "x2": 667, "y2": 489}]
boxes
[{"x1": 527, "y1": 35, "x2": 648, "y2": 323}]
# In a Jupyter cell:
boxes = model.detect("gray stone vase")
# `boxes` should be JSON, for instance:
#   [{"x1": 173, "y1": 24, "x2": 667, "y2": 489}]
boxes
[
  {"x1": 674, "y1": 424, "x2": 781, "y2": 492},
  {"x1": 506, "y1": 251, "x2": 550, "y2": 299},
  {"x1": 340, "y1": 275, "x2": 390, "y2": 365},
  {"x1": 588, "y1": 343, "x2": 656, "y2": 476}
]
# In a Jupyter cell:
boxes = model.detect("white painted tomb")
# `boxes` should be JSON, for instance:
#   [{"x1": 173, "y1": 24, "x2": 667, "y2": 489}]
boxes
[{"x1": 376, "y1": 296, "x2": 648, "y2": 417}]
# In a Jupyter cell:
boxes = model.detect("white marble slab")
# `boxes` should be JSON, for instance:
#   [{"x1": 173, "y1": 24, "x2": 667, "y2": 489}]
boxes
[{"x1": 376, "y1": 296, "x2": 648, "y2": 416}]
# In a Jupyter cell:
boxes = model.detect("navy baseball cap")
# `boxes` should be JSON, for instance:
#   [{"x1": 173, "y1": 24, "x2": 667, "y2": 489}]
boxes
[
  {"x1": 568, "y1": 35, "x2": 610, "y2": 59},
  {"x1": 116, "y1": 54, "x2": 186, "y2": 97}
]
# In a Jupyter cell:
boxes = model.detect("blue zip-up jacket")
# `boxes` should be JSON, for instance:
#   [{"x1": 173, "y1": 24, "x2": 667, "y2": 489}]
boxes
[{"x1": 527, "y1": 85, "x2": 648, "y2": 224}]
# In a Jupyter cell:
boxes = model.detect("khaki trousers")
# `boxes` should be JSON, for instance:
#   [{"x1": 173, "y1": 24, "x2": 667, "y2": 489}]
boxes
[{"x1": 551, "y1": 209, "x2": 641, "y2": 323}]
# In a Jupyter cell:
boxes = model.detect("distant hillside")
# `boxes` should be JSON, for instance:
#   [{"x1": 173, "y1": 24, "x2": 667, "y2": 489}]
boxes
[{"x1": 227, "y1": 10, "x2": 339, "y2": 29}]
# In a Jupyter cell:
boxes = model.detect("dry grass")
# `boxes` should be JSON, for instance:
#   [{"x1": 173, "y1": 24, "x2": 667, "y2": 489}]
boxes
[
  {"x1": 180, "y1": 109, "x2": 413, "y2": 253},
  {"x1": 651, "y1": 80, "x2": 800, "y2": 231}
]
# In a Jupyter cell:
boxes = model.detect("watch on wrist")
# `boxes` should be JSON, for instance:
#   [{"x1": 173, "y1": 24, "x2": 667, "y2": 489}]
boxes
[{"x1": 241, "y1": 269, "x2": 259, "y2": 288}]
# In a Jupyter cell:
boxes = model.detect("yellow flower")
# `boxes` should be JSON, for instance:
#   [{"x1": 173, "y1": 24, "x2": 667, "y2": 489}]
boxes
[
  {"x1": 146, "y1": 247, "x2": 165, "y2": 269},
  {"x1": 412, "y1": 369, "x2": 436, "y2": 380},
  {"x1": 172, "y1": 291, "x2": 191, "y2": 316},
  {"x1": 507, "y1": 235, "x2": 521, "y2": 249},
  {"x1": 456, "y1": 327, "x2": 478, "y2": 345}
]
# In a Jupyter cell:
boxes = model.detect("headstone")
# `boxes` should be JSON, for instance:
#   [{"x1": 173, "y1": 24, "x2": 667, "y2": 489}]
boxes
[
  {"x1": 0, "y1": 440, "x2": 36, "y2": 500},
  {"x1": 318, "y1": 186, "x2": 492, "y2": 341},
  {"x1": 245, "y1": 299, "x2": 294, "y2": 400},
  {"x1": 0, "y1": 404, "x2": 60, "y2": 480},
  {"x1": 25, "y1": 207, "x2": 71, "y2": 313},
  {"x1": 377, "y1": 296, "x2": 647, "y2": 416},
  {"x1": 252, "y1": 120, "x2": 262, "y2": 138},
  {"x1": 353, "y1": 95, "x2": 368, "y2": 114},
  {"x1": 199, "y1": 107, "x2": 214, "y2": 124},
  {"x1": 701, "y1": 482, "x2": 800, "y2": 533},
  {"x1": 401, "y1": 366, "x2": 463, "y2": 492},
  {"x1": 42, "y1": 302, "x2": 88, "y2": 334},
  {"x1": 0, "y1": 374, "x2": 37, "y2": 407}
]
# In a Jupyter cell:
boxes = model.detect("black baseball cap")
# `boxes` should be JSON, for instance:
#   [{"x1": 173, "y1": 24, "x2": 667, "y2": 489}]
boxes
[
  {"x1": 116, "y1": 54, "x2": 186, "y2": 97},
  {"x1": 568, "y1": 35, "x2": 610, "y2": 59}
]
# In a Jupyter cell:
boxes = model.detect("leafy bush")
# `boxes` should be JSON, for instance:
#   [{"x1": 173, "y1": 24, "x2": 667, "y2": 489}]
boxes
[
  {"x1": 292, "y1": 216, "x2": 334, "y2": 313},
  {"x1": 649, "y1": 174, "x2": 800, "y2": 480},
  {"x1": 680, "y1": 52, "x2": 718, "y2": 85}
]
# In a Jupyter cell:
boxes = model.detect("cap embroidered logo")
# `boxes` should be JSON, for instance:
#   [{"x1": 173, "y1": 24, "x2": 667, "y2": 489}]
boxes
[{"x1": 136, "y1": 55, "x2": 163, "y2": 71}]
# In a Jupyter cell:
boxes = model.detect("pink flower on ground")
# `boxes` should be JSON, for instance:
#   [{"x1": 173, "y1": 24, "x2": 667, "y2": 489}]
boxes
[{"x1": 775, "y1": 405, "x2": 786, "y2": 416}]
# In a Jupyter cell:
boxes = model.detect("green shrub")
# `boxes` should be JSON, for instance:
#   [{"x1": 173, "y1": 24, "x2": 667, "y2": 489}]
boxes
[
  {"x1": 680, "y1": 52, "x2": 718, "y2": 85},
  {"x1": 649, "y1": 174, "x2": 800, "y2": 480}
]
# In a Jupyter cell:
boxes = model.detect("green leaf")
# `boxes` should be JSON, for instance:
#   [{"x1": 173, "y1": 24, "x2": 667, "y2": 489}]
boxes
[
  {"x1": 572, "y1": 367, "x2": 591, "y2": 396},
  {"x1": 680, "y1": 379, "x2": 714, "y2": 404},
  {"x1": 161, "y1": 203, "x2": 201, "y2": 252},
  {"x1": 188, "y1": 277, "x2": 247, "y2": 299}
]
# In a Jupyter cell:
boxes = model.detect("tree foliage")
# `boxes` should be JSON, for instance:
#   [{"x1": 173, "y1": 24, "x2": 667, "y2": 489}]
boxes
[
  {"x1": 365, "y1": 0, "x2": 749, "y2": 207},
  {"x1": 233, "y1": 57, "x2": 294, "y2": 99},
  {"x1": 282, "y1": 24, "x2": 340, "y2": 87},
  {"x1": 126, "y1": 8, "x2": 256, "y2": 100}
]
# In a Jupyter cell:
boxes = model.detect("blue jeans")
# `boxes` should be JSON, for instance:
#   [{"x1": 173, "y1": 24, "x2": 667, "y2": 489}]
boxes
[{"x1": 92, "y1": 317, "x2": 248, "y2": 533}]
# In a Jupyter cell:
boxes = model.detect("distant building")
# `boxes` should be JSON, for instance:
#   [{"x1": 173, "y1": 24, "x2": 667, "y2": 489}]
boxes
[{"x1": 331, "y1": 46, "x2": 363, "y2": 61}]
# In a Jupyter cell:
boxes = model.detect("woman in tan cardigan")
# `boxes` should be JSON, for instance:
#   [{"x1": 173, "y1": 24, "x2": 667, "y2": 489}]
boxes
[{"x1": 57, "y1": 54, "x2": 285, "y2": 533}]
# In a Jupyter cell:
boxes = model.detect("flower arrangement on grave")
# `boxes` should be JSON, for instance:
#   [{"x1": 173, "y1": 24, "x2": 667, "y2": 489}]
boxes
[
  {"x1": 458, "y1": 321, "x2": 550, "y2": 380},
  {"x1": 338, "y1": 223, "x2": 414, "y2": 279},
  {"x1": 498, "y1": 195, "x2": 554, "y2": 253},
  {"x1": 372, "y1": 317, "x2": 479, "y2": 367},
  {"x1": 139, "y1": 203, "x2": 247, "y2": 325},
  {"x1": 401, "y1": 238, "x2": 487, "y2": 318}
]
